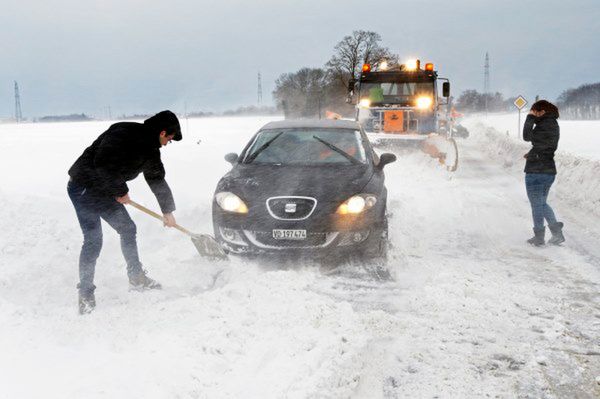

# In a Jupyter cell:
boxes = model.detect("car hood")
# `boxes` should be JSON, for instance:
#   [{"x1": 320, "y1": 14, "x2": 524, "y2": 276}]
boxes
[{"x1": 218, "y1": 164, "x2": 373, "y2": 202}]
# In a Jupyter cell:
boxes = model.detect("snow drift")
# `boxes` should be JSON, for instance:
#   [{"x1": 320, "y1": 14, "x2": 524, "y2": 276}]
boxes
[{"x1": 466, "y1": 120, "x2": 600, "y2": 218}]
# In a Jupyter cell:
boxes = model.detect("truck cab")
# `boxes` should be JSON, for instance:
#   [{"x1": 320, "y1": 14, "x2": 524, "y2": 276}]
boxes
[{"x1": 350, "y1": 60, "x2": 450, "y2": 138}]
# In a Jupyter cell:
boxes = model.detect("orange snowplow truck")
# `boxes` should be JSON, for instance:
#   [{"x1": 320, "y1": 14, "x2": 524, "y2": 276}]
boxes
[{"x1": 348, "y1": 59, "x2": 459, "y2": 171}]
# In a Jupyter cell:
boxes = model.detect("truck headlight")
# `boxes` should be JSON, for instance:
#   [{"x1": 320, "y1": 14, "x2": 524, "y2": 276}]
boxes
[
  {"x1": 359, "y1": 98, "x2": 371, "y2": 108},
  {"x1": 337, "y1": 194, "x2": 377, "y2": 215},
  {"x1": 416, "y1": 96, "x2": 433, "y2": 109},
  {"x1": 405, "y1": 59, "x2": 419, "y2": 71},
  {"x1": 215, "y1": 192, "x2": 249, "y2": 214}
]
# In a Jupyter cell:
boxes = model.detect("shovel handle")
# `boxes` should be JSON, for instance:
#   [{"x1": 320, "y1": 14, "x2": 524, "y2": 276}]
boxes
[{"x1": 128, "y1": 200, "x2": 193, "y2": 237}]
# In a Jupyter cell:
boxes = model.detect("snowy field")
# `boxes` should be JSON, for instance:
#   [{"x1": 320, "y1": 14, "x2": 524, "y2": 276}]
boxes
[{"x1": 1, "y1": 116, "x2": 599, "y2": 398}]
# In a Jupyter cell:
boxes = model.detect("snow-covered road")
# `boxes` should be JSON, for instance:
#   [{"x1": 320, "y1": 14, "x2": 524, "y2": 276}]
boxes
[{"x1": 0, "y1": 116, "x2": 598, "y2": 398}]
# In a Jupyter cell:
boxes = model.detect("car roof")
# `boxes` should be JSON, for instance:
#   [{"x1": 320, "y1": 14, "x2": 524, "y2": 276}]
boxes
[{"x1": 260, "y1": 119, "x2": 362, "y2": 131}]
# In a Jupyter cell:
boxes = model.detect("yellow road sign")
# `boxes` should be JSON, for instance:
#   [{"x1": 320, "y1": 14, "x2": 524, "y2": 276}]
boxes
[{"x1": 513, "y1": 95, "x2": 528, "y2": 110}]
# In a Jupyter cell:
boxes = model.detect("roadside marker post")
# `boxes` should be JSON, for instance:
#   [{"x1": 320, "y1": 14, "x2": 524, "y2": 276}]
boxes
[{"x1": 513, "y1": 95, "x2": 528, "y2": 138}]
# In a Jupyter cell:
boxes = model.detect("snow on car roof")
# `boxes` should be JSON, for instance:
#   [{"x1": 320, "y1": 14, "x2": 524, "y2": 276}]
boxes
[{"x1": 260, "y1": 119, "x2": 361, "y2": 131}]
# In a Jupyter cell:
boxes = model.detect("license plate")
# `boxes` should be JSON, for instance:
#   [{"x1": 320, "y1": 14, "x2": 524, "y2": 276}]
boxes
[{"x1": 272, "y1": 229, "x2": 307, "y2": 240}]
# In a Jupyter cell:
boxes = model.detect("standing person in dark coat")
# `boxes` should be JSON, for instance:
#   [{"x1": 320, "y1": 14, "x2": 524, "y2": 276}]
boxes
[
  {"x1": 523, "y1": 100, "x2": 565, "y2": 246},
  {"x1": 68, "y1": 110, "x2": 182, "y2": 314}
]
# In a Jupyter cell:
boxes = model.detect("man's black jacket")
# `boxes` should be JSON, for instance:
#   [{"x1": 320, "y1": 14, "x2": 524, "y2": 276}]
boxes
[
  {"x1": 523, "y1": 113, "x2": 559, "y2": 175},
  {"x1": 68, "y1": 122, "x2": 176, "y2": 213}
]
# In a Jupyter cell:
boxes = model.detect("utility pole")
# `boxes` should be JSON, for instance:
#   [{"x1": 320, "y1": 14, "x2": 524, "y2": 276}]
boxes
[
  {"x1": 184, "y1": 101, "x2": 189, "y2": 136},
  {"x1": 484, "y1": 52, "x2": 490, "y2": 114},
  {"x1": 14, "y1": 81, "x2": 23, "y2": 123},
  {"x1": 257, "y1": 71, "x2": 263, "y2": 106}
]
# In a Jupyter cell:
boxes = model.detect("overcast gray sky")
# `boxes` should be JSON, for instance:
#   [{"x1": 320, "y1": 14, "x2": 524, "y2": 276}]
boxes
[{"x1": 1, "y1": 0, "x2": 598, "y2": 118}]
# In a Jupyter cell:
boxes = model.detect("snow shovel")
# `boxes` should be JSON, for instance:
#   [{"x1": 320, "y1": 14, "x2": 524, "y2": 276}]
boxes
[{"x1": 128, "y1": 200, "x2": 228, "y2": 260}]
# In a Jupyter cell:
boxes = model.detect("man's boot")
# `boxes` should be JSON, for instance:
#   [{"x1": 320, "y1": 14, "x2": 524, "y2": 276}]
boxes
[
  {"x1": 548, "y1": 222, "x2": 565, "y2": 245},
  {"x1": 129, "y1": 269, "x2": 162, "y2": 291},
  {"x1": 527, "y1": 227, "x2": 545, "y2": 246},
  {"x1": 78, "y1": 285, "x2": 96, "y2": 315}
]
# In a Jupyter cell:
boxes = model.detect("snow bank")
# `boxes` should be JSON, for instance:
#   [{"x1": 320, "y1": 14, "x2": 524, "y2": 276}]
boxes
[
  {"x1": 465, "y1": 113, "x2": 600, "y2": 161},
  {"x1": 2, "y1": 116, "x2": 600, "y2": 398},
  {"x1": 463, "y1": 117, "x2": 600, "y2": 218}
]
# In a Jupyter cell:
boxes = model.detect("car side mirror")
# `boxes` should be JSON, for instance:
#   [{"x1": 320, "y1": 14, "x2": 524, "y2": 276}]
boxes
[
  {"x1": 442, "y1": 82, "x2": 450, "y2": 98},
  {"x1": 378, "y1": 153, "x2": 397, "y2": 169},
  {"x1": 224, "y1": 153, "x2": 239, "y2": 165}
]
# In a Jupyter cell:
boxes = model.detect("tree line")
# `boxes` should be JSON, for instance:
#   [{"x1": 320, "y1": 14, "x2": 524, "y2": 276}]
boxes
[
  {"x1": 557, "y1": 82, "x2": 600, "y2": 120},
  {"x1": 454, "y1": 82, "x2": 600, "y2": 119},
  {"x1": 454, "y1": 90, "x2": 520, "y2": 113},
  {"x1": 273, "y1": 30, "x2": 600, "y2": 120},
  {"x1": 273, "y1": 30, "x2": 395, "y2": 118}
]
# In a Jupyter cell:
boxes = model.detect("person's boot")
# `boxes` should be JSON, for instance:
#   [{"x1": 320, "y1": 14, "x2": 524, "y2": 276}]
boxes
[
  {"x1": 129, "y1": 269, "x2": 162, "y2": 291},
  {"x1": 527, "y1": 227, "x2": 545, "y2": 246},
  {"x1": 548, "y1": 222, "x2": 565, "y2": 245},
  {"x1": 77, "y1": 285, "x2": 96, "y2": 315}
]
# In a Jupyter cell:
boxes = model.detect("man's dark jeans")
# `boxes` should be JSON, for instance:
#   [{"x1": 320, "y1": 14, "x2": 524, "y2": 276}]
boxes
[
  {"x1": 525, "y1": 173, "x2": 558, "y2": 230},
  {"x1": 68, "y1": 180, "x2": 143, "y2": 292}
]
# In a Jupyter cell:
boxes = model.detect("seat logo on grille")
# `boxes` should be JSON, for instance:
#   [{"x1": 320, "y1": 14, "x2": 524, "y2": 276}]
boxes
[{"x1": 266, "y1": 196, "x2": 317, "y2": 221}]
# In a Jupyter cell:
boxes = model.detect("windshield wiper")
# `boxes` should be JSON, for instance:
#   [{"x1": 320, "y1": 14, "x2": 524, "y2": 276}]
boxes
[
  {"x1": 312, "y1": 135, "x2": 361, "y2": 165},
  {"x1": 245, "y1": 131, "x2": 284, "y2": 163}
]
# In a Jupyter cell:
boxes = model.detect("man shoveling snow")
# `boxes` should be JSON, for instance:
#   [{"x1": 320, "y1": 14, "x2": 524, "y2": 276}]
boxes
[{"x1": 67, "y1": 110, "x2": 182, "y2": 314}]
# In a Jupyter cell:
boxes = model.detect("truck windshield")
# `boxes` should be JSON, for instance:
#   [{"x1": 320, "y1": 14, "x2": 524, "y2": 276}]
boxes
[
  {"x1": 243, "y1": 129, "x2": 367, "y2": 165},
  {"x1": 360, "y1": 81, "x2": 434, "y2": 106}
]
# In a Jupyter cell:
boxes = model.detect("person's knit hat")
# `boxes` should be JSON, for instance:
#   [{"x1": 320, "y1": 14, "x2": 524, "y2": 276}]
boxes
[{"x1": 144, "y1": 110, "x2": 182, "y2": 141}]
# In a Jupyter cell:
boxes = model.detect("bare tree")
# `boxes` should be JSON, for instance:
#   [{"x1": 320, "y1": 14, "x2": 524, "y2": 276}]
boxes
[
  {"x1": 326, "y1": 30, "x2": 395, "y2": 87},
  {"x1": 271, "y1": 30, "x2": 396, "y2": 118}
]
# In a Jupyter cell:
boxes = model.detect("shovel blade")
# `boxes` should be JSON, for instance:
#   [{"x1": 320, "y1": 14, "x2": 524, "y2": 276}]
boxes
[{"x1": 190, "y1": 234, "x2": 228, "y2": 260}]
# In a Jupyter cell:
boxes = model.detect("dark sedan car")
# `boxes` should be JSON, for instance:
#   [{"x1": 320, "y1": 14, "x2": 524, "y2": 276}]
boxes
[{"x1": 212, "y1": 119, "x2": 396, "y2": 259}]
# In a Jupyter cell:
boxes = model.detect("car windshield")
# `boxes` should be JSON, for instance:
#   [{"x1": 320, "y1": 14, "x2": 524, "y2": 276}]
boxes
[
  {"x1": 360, "y1": 81, "x2": 434, "y2": 106},
  {"x1": 243, "y1": 128, "x2": 367, "y2": 165}
]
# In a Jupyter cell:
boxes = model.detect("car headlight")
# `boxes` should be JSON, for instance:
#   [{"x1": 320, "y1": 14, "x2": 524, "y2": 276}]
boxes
[
  {"x1": 337, "y1": 194, "x2": 377, "y2": 215},
  {"x1": 416, "y1": 96, "x2": 433, "y2": 109},
  {"x1": 215, "y1": 192, "x2": 249, "y2": 214}
]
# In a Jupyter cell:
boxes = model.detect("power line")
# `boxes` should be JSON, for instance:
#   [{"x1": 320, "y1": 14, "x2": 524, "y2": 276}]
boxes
[
  {"x1": 484, "y1": 52, "x2": 490, "y2": 94},
  {"x1": 257, "y1": 71, "x2": 263, "y2": 106},
  {"x1": 483, "y1": 52, "x2": 490, "y2": 113},
  {"x1": 14, "y1": 81, "x2": 23, "y2": 123}
]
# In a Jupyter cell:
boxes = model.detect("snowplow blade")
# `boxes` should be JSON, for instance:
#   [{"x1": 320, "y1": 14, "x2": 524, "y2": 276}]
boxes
[
  {"x1": 368, "y1": 133, "x2": 459, "y2": 172},
  {"x1": 421, "y1": 134, "x2": 459, "y2": 172}
]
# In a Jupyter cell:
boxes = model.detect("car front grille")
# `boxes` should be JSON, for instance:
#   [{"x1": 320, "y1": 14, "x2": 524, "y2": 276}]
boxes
[{"x1": 266, "y1": 196, "x2": 317, "y2": 220}]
